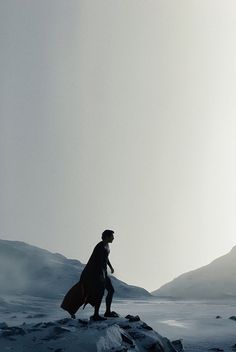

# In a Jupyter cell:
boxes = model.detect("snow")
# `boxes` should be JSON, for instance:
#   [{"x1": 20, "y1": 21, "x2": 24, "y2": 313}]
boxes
[{"x1": 1, "y1": 295, "x2": 236, "y2": 351}]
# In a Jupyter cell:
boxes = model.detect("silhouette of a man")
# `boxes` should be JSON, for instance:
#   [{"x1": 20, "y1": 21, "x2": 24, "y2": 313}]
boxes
[{"x1": 61, "y1": 229, "x2": 118, "y2": 321}]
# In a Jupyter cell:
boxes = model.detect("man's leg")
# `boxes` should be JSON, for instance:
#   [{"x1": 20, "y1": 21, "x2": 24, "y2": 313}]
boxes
[
  {"x1": 104, "y1": 276, "x2": 115, "y2": 315},
  {"x1": 94, "y1": 296, "x2": 103, "y2": 317},
  {"x1": 91, "y1": 286, "x2": 107, "y2": 321}
]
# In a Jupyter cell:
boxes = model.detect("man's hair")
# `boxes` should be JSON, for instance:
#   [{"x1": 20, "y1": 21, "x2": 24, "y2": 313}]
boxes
[{"x1": 101, "y1": 229, "x2": 114, "y2": 240}]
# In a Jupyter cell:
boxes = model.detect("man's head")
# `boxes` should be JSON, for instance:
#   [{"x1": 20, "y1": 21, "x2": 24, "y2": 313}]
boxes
[{"x1": 101, "y1": 229, "x2": 114, "y2": 243}]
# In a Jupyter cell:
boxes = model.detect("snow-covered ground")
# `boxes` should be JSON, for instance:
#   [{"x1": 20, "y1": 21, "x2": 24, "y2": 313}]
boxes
[
  {"x1": 122, "y1": 298, "x2": 236, "y2": 352},
  {"x1": 0, "y1": 295, "x2": 182, "y2": 352},
  {"x1": 1, "y1": 295, "x2": 236, "y2": 351}
]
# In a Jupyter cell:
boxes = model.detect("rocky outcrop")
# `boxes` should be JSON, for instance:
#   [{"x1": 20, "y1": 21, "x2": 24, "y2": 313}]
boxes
[{"x1": 0, "y1": 315, "x2": 184, "y2": 352}]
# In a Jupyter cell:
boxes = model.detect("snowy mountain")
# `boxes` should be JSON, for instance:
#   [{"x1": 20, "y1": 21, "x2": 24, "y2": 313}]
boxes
[
  {"x1": 0, "y1": 239, "x2": 151, "y2": 299},
  {"x1": 152, "y1": 246, "x2": 236, "y2": 299}
]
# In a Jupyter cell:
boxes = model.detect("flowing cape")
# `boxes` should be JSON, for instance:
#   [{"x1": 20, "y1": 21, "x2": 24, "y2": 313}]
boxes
[{"x1": 60, "y1": 241, "x2": 108, "y2": 315}]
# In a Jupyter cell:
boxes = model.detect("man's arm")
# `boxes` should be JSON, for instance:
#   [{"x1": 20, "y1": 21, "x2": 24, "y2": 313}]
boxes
[{"x1": 107, "y1": 259, "x2": 114, "y2": 274}]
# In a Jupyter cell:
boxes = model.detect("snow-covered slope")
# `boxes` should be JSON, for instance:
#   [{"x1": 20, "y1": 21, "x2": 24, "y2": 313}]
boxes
[
  {"x1": 0, "y1": 239, "x2": 151, "y2": 299},
  {"x1": 0, "y1": 315, "x2": 183, "y2": 352},
  {"x1": 153, "y1": 246, "x2": 236, "y2": 299}
]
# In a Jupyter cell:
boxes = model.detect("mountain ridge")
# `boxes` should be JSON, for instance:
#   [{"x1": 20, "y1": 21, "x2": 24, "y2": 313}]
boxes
[
  {"x1": 0, "y1": 238, "x2": 151, "y2": 299},
  {"x1": 152, "y1": 246, "x2": 236, "y2": 299}
]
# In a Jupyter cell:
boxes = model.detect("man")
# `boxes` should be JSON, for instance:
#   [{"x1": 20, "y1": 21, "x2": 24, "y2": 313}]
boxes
[{"x1": 61, "y1": 229, "x2": 118, "y2": 321}]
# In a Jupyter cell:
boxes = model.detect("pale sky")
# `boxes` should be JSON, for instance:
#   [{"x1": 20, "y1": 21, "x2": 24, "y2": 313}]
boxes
[{"x1": 1, "y1": 0, "x2": 236, "y2": 292}]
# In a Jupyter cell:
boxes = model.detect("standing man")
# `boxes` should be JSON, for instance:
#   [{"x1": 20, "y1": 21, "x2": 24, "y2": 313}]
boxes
[{"x1": 61, "y1": 229, "x2": 119, "y2": 321}]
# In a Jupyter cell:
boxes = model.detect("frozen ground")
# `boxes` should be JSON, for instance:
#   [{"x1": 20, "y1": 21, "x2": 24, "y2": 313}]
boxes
[
  {"x1": 1, "y1": 295, "x2": 236, "y2": 351},
  {"x1": 117, "y1": 298, "x2": 236, "y2": 352}
]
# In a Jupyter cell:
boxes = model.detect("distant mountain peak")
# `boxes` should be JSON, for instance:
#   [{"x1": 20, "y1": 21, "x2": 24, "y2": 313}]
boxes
[
  {"x1": 229, "y1": 244, "x2": 236, "y2": 253},
  {"x1": 153, "y1": 246, "x2": 236, "y2": 299}
]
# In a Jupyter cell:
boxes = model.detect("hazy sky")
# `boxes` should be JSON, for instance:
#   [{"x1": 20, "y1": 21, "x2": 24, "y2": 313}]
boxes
[{"x1": 1, "y1": 0, "x2": 236, "y2": 291}]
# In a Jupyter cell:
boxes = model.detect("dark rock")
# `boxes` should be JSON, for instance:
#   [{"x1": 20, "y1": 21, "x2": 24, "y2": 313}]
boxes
[
  {"x1": 42, "y1": 322, "x2": 56, "y2": 328},
  {"x1": 231, "y1": 344, "x2": 236, "y2": 350},
  {"x1": 121, "y1": 332, "x2": 134, "y2": 345},
  {"x1": 119, "y1": 324, "x2": 132, "y2": 330},
  {"x1": 171, "y1": 339, "x2": 184, "y2": 352},
  {"x1": 208, "y1": 348, "x2": 224, "y2": 351},
  {"x1": 163, "y1": 338, "x2": 179, "y2": 352},
  {"x1": 27, "y1": 328, "x2": 42, "y2": 332},
  {"x1": 1, "y1": 326, "x2": 26, "y2": 337},
  {"x1": 129, "y1": 330, "x2": 145, "y2": 339},
  {"x1": 140, "y1": 322, "x2": 153, "y2": 330},
  {"x1": 216, "y1": 316, "x2": 222, "y2": 319},
  {"x1": 0, "y1": 322, "x2": 8, "y2": 329},
  {"x1": 78, "y1": 319, "x2": 89, "y2": 325},
  {"x1": 229, "y1": 316, "x2": 236, "y2": 321},
  {"x1": 52, "y1": 326, "x2": 68, "y2": 335},
  {"x1": 57, "y1": 318, "x2": 70, "y2": 325},
  {"x1": 144, "y1": 341, "x2": 165, "y2": 352},
  {"x1": 125, "y1": 315, "x2": 140, "y2": 322}
]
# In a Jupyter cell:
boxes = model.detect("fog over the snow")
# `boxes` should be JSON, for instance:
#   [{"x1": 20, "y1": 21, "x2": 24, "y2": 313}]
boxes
[{"x1": 1, "y1": 0, "x2": 236, "y2": 291}]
